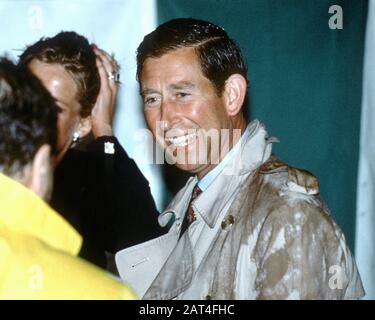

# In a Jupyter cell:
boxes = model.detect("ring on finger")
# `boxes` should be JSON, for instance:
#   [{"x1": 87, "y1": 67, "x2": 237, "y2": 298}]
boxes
[{"x1": 107, "y1": 70, "x2": 120, "y2": 82}]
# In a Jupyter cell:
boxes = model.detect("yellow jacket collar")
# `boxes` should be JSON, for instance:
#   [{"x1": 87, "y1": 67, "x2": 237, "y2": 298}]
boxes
[{"x1": 0, "y1": 173, "x2": 82, "y2": 255}]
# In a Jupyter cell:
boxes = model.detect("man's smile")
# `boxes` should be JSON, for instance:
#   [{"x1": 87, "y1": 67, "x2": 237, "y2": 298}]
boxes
[{"x1": 165, "y1": 131, "x2": 197, "y2": 147}]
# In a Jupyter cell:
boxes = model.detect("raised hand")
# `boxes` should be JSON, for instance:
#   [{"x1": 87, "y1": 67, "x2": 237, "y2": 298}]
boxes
[{"x1": 91, "y1": 45, "x2": 120, "y2": 137}]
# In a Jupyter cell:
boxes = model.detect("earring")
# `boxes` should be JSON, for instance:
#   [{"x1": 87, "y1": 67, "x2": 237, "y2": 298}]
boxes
[{"x1": 72, "y1": 132, "x2": 80, "y2": 143}]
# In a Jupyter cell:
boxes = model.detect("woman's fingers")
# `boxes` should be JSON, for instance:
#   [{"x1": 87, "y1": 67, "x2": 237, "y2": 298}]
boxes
[
  {"x1": 93, "y1": 47, "x2": 118, "y2": 77},
  {"x1": 96, "y1": 57, "x2": 111, "y2": 94},
  {"x1": 90, "y1": 57, "x2": 115, "y2": 136},
  {"x1": 94, "y1": 49, "x2": 119, "y2": 100}
]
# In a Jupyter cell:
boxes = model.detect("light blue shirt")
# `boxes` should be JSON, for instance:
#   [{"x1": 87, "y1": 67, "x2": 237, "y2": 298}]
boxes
[{"x1": 198, "y1": 127, "x2": 251, "y2": 191}]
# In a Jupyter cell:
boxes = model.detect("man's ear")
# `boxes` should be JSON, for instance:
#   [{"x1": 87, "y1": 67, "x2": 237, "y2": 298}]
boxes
[
  {"x1": 76, "y1": 116, "x2": 92, "y2": 139},
  {"x1": 29, "y1": 144, "x2": 53, "y2": 201},
  {"x1": 223, "y1": 74, "x2": 247, "y2": 117}
]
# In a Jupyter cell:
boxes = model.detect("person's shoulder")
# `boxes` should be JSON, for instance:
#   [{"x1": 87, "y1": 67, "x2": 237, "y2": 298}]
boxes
[
  {"x1": 250, "y1": 157, "x2": 353, "y2": 260},
  {"x1": 0, "y1": 227, "x2": 137, "y2": 299},
  {"x1": 255, "y1": 156, "x2": 334, "y2": 228},
  {"x1": 259, "y1": 156, "x2": 320, "y2": 197},
  {"x1": 258, "y1": 156, "x2": 323, "y2": 207}
]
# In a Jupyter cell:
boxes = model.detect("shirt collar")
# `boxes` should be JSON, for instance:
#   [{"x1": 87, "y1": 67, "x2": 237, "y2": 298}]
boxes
[
  {"x1": 0, "y1": 173, "x2": 82, "y2": 256},
  {"x1": 198, "y1": 126, "x2": 251, "y2": 191}
]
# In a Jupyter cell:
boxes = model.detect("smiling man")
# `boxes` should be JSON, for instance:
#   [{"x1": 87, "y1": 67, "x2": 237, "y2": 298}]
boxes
[
  {"x1": 116, "y1": 18, "x2": 364, "y2": 300},
  {"x1": 142, "y1": 45, "x2": 246, "y2": 177}
]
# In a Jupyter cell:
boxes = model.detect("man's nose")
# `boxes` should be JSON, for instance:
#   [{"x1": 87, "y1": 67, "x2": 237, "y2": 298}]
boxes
[{"x1": 160, "y1": 99, "x2": 178, "y2": 131}]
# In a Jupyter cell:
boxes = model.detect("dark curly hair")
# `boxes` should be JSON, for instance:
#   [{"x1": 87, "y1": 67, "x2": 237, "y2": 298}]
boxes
[
  {"x1": 136, "y1": 18, "x2": 248, "y2": 96},
  {"x1": 0, "y1": 57, "x2": 58, "y2": 177},
  {"x1": 19, "y1": 31, "x2": 100, "y2": 118}
]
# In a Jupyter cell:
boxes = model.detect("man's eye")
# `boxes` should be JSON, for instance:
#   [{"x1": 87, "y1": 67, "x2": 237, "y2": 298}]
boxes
[
  {"x1": 176, "y1": 92, "x2": 190, "y2": 98},
  {"x1": 144, "y1": 96, "x2": 159, "y2": 105}
]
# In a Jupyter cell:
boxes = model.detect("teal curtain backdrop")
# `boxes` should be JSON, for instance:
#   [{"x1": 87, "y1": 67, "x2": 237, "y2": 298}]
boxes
[{"x1": 158, "y1": 0, "x2": 368, "y2": 251}]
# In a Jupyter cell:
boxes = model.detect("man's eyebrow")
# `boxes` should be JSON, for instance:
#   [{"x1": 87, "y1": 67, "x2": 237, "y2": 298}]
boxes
[
  {"x1": 140, "y1": 82, "x2": 195, "y2": 96},
  {"x1": 140, "y1": 88, "x2": 159, "y2": 96},
  {"x1": 169, "y1": 82, "x2": 195, "y2": 90}
]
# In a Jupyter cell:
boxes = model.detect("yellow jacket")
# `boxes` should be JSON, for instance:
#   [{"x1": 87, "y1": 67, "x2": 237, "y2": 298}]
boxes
[{"x1": 0, "y1": 173, "x2": 137, "y2": 300}]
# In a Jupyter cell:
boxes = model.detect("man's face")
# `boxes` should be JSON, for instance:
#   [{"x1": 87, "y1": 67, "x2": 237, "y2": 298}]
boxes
[
  {"x1": 141, "y1": 47, "x2": 234, "y2": 178},
  {"x1": 28, "y1": 59, "x2": 81, "y2": 163}
]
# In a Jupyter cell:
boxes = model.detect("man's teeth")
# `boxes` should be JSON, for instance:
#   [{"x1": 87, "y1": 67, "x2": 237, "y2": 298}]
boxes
[{"x1": 167, "y1": 133, "x2": 197, "y2": 147}]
